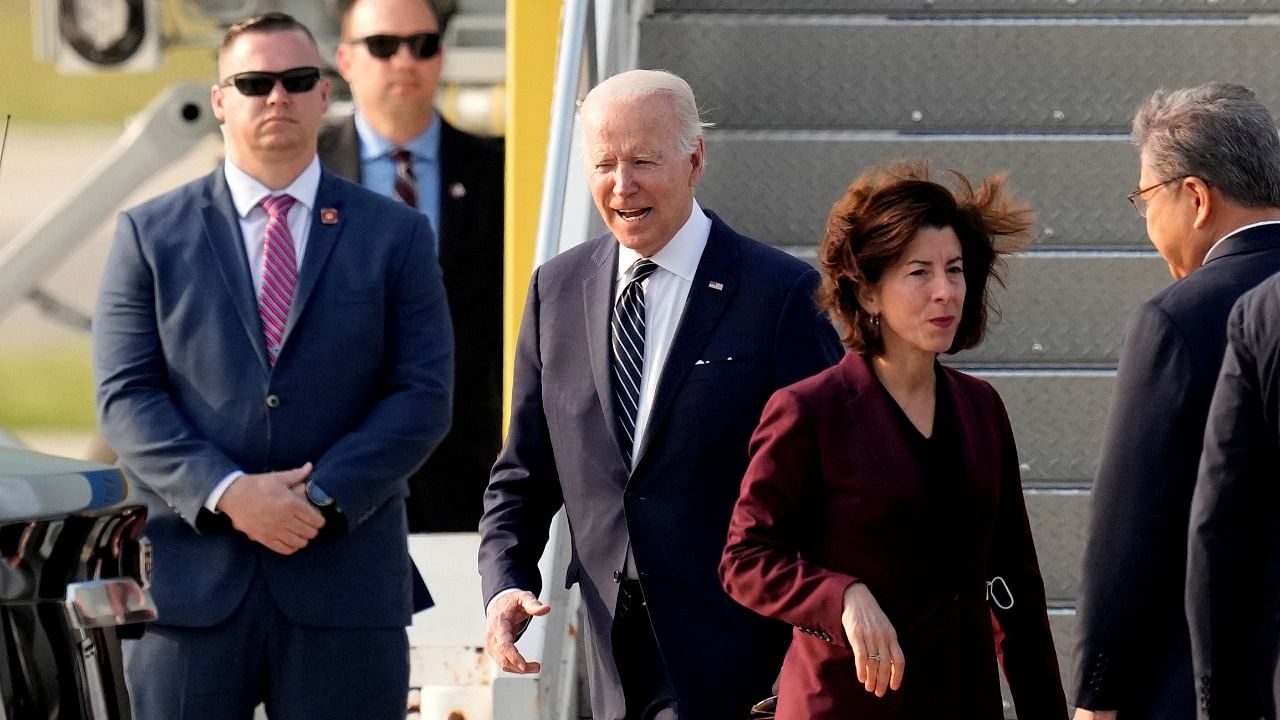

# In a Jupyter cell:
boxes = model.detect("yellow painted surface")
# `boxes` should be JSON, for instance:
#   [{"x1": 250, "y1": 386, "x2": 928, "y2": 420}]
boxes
[{"x1": 503, "y1": 0, "x2": 561, "y2": 429}]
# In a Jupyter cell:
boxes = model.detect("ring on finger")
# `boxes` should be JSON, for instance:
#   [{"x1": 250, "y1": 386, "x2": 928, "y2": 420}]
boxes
[{"x1": 867, "y1": 653, "x2": 881, "y2": 662}]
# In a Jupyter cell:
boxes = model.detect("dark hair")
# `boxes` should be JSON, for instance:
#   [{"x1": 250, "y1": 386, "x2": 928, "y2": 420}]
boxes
[
  {"x1": 334, "y1": 0, "x2": 456, "y2": 36},
  {"x1": 818, "y1": 161, "x2": 1034, "y2": 356},
  {"x1": 220, "y1": 12, "x2": 319, "y2": 55}
]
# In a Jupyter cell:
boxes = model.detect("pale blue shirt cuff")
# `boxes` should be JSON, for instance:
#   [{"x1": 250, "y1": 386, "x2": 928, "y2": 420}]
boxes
[{"x1": 205, "y1": 470, "x2": 244, "y2": 513}]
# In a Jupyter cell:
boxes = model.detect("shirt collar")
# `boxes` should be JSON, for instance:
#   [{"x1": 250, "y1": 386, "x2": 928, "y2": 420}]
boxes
[
  {"x1": 617, "y1": 199, "x2": 711, "y2": 282},
  {"x1": 1203, "y1": 219, "x2": 1280, "y2": 265},
  {"x1": 353, "y1": 110, "x2": 441, "y2": 163},
  {"x1": 223, "y1": 155, "x2": 322, "y2": 218}
]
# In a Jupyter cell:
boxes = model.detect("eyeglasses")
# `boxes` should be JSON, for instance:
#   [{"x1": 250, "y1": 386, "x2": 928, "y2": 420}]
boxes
[
  {"x1": 219, "y1": 67, "x2": 322, "y2": 97},
  {"x1": 345, "y1": 32, "x2": 441, "y2": 60},
  {"x1": 1127, "y1": 174, "x2": 1190, "y2": 217}
]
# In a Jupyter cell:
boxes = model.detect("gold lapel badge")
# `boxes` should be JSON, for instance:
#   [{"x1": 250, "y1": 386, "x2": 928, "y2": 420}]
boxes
[{"x1": 320, "y1": 208, "x2": 339, "y2": 224}]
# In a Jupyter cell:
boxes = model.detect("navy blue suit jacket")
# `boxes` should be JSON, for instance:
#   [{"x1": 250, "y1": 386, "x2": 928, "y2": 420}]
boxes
[
  {"x1": 478, "y1": 211, "x2": 843, "y2": 720},
  {"x1": 1074, "y1": 223, "x2": 1280, "y2": 717},
  {"x1": 1189, "y1": 264, "x2": 1280, "y2": 720},
  {"x1": 93, "y1": 166, "x2": 453, "y2": 630}
]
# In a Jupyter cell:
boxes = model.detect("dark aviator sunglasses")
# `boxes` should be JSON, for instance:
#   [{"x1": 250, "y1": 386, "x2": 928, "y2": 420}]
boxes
[
  {"x1": 346, "y1": 32, "x2": 441, "y2": 60},
  {"x1": 219, "y1": 67, "x2": 322, "y2": 97}
]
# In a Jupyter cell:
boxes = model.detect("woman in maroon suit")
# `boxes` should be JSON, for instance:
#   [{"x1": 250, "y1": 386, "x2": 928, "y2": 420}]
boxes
[{"x1": 720, "y1": 163, "x2": 1067, "y2": 719}]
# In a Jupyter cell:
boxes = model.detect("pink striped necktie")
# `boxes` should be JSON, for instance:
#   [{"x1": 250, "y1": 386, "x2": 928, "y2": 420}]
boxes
[
  {"x1": 258, "y1": 194, "x2": 298, "y2": 365},
  {"x1": 391, "y1": 148, "x2": 419, "y2": 209}
]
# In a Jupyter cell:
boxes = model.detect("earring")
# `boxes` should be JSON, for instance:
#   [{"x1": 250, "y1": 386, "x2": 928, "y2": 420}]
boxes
[{"x1": 872, "y1": 314, "x2": 880, "y2": 328}]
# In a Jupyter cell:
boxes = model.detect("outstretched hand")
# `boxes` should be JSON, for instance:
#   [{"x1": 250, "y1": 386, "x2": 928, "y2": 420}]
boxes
[{"x1": 485, "y1": 590, "x2": 552, "y2": 674}]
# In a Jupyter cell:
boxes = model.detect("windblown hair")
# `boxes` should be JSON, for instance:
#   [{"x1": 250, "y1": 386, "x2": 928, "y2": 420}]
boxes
[{"x1": 818, "y1": 161, "x2": 1035, "y2": 356}]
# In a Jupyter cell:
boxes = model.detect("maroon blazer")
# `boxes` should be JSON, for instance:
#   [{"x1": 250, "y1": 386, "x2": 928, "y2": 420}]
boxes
[{"x1": 720, "y1": 352, "x2": 1066, "y2": 719}]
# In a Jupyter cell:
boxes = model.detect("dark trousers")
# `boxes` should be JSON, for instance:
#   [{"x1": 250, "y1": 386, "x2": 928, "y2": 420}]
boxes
[
  {"x1": 612, "y1": 580, "x2": 678, "y2": 720},
  {"x1": 124, "y1": 571, "x2": 408, "y2": 720}
]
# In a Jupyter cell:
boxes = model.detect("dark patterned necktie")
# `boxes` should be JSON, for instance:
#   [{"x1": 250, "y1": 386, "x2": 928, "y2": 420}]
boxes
[
  {"x1": 611, "y1": 258, "x2": 659, "y2": 465},
  {"x1": 391, "y1": 148, "x2": 418, "y2": 209},
  {"x1": 258, "y1": 194, "x2": 297, "y2": 365}
]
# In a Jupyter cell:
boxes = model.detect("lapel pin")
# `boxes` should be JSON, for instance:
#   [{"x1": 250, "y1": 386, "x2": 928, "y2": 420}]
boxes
[
  {"x1": 320, "y1": 208, "x2": 339, "y2": 224},
  {"x1": 449, "y1": 182, "x2": 467, "y2": 199},
  {"x1": 708, "y1": 281, "x2": 724, "y2": 291}
]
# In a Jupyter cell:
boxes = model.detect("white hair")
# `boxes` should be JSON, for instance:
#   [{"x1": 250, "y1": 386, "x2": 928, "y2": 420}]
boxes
[{"x1": 579, "y1": 69, "x2": 712, "y2": 155}]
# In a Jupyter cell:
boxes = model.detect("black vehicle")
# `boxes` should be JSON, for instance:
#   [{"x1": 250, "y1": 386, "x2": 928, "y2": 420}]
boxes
[{"x1": 0, "y1": 446, "x2": 155, "y2": 719}]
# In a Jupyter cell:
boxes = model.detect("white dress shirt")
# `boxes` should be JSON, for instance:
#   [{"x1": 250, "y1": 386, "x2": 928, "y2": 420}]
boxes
[
  {"x1": 204, "y1": 156, "x2": 322, "y2": 512},
  {"x1": 615, "y1": 200, "x2": 711, "y2": 469}
]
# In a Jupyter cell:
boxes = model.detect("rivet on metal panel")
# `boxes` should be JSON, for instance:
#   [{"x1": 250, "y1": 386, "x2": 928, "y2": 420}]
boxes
[
  {"x1": 1032, "y1": 343, "x2": 1044, "y2": 353},
  {"x1": 910, "y1": 110, "x2": 923, "y2": 122},
  {"x1": 1043, "y1": 227, "x2": 1055, "y2": 238},
  {"x1": 1053, "y1": 110, "x2": 1066, "y2": 121}
]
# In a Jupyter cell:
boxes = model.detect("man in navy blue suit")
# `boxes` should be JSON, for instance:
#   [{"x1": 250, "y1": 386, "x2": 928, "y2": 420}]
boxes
[
  {"x1": 477, "y1": 69, "x2": 842, "y2": 720},
  {"x1": 1073, "y1": 83, "x2": 1280, "y2": 720},
  {"x1": 92, "y1": 12, "x2": 452, "y2": 720}
]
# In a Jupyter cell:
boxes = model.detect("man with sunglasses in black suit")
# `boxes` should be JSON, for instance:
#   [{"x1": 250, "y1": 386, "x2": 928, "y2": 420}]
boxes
[
  {"x1": 93, "y1": 12, "x2": 452, "y2": 719},
  {"x1": 320, "y1": 0, "x2": 505, "y2": 534}
]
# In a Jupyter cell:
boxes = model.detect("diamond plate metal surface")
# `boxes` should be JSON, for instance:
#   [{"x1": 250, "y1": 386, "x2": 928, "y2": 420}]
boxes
[
  {"x1": 970, "y1": 372, "x2": 1114, "y2": 484},
  {"x1": 999, "y1": 608, "x2": 1077, "y2": 718},
  {"x1": 1025, "y1": 488, "x2": 1088, "y2": 603},
  {"x1": 702, "y1": 132, "x2": 1149, "y2": 249},
  {"x1": 639, "y1": 16, "x2": 1280, "y2": 131},
  {"x1": 657, "y1": 0, "x2": 1275, "y2": 12},
  {"x1": 783, "y1": 247, "x2": 1169, "y2": 366}
]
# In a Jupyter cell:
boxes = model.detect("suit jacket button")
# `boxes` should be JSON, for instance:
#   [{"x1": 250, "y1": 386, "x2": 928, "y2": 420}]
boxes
[
  {"x1": 265, "y1": 394, "x2": 281, "y2": 408},
  {"x1": 612, "y1": 570, "x2": 622, "y2": 583}
]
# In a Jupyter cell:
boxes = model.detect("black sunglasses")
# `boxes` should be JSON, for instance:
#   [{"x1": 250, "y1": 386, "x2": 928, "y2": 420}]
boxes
[
  {"x1": 219, "y1": 67, "x2": 322, "y2": 97},
  {"x1": 347, "y1": 32, "x2": 441, "y2": 60}
]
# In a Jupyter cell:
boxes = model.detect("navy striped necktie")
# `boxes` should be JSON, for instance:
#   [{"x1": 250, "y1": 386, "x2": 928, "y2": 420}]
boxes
[{"x1": 612, "y1": 258, "x2": 659, "y2": 465}]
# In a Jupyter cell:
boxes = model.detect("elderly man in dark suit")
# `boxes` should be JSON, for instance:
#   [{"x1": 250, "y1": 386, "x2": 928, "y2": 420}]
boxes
[
  {"x1": 319, "y1": 0, "x2": 503, "y2": 533},
  {"x1": 1072, "y1": 82, "x2": 1280, "y2": 720},
  {"x1": 93, "y1": 13, "x2": 452, "y2": 719},
  {"x1": 477, "y1": 69, "x2": 842, "y2": 720},
  {"x1": 1187, "y1": 253, "x2": 1280, "y2": 717}
]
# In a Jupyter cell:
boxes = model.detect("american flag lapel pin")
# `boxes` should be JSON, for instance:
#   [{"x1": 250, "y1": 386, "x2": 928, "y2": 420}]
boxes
[
  {"x1": 708, "y1": 281, "x2": 724, "y2": 291},
  {"x1": 320, "y1": 208, "x2": 339, "y2": 224}
]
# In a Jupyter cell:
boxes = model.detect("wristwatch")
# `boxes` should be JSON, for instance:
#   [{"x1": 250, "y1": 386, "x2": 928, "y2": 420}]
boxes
[{"x1": 305, "y1": 480, "x2": 334, "y2": 509}]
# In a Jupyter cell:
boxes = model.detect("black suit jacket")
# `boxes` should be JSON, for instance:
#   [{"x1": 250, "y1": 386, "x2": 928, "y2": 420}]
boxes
[
  {"x1": 477, "y1": 212, "x2": 843, "y2": 720},
  {"x1": 1074, "y1": 224, "x2": 1280, "y2": 718},
  {"x1": 318, "y1": 116, "x2": 504, "y2": 532},
  {"x1": 1188, "y1": 265, "x2": 1280, "y2": 720}
]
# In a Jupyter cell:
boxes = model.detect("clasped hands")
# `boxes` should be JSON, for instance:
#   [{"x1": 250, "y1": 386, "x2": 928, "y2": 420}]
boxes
[
  {"x1": 216, "y1": 462, "x2": 325, "y2": 555},
  {"x1": 843, "y1": 582, "x2": 906, "y2": 697}
]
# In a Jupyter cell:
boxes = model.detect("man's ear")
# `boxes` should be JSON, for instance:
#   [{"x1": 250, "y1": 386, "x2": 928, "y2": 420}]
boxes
[
  {"x1": 211, "y1": 85, "x2": 227, "y2": 123},
  {"x1": 1187, "y1": 176, "x2": 1214, "y2": 230},
  {"x1": 688, "y1": 137, "x2": 705, "y2": 188}
]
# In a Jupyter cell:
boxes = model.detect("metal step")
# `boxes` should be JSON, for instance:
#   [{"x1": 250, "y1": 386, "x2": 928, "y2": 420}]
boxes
[
  {"x1": 657, "y1": 0, "x2": 1273, "y2": 13},
  {"x1": 1025, "y1": 487, "x2": 1087, "y2": 604},
  {"x1": 703, "y1": 131, "x2": 1149, "y2": 249},
  {"x1": 639, "y1": 15, "x2": 1280, "y2": 132},
  {"x1": 782, "y1": 247, "x2": 1168, "y2": 367},
  {"x1": 968, "y1": 371, "x2": 1114, "y2": 485}
]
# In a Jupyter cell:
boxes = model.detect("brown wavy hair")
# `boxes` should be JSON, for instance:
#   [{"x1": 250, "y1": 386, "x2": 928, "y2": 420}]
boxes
[{"x1": 818, "y1": 161, "x2": 1035, "y2": 355}]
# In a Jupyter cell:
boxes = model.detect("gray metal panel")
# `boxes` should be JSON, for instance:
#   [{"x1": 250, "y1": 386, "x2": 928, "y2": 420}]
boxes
[
  {"x1": 657, "y1": 0, "x2": 1274, "y2": 13},
  {"x1": 999, "y1": 608, "x2": 1077, "y2": 717},
  {"x1": 971, "y1": 372, "x2": 1114, "y2": 484},
  {"x1": 702, "y1": 131, "x2": 1149, "y2": 249},
  {"x1": 784, "y1": 247, "x2": 1168, "y2": 366},
  {"x1": 639, "y1": 16, "x2": 1280, "y2": 131},
  {"x1": 956, "y1": 253, "x2": 1168, "y2": 366},
  {"x1": 1025, "y1": 488, "x2": 1088, "y2": 603}
]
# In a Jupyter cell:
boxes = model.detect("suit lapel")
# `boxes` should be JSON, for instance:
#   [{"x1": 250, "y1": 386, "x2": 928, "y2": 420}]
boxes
[
  {"x1": 632, "y1": 217, "x2": 739, "y2": 470},
  {"x1": 202, "y1": 169, "x2": 270, "y2": 371},
  {"x1": 437, "y1": 121, "x2": 467, "y2": 258},
  {"x1": 281, "y1": 171, "x2": 344, "y2": 348},
  {"x1": 839, "y1": 353, "x2": 927, "y2": 494},
  {"x1": 582, "y1": 239, "x2": 629, "y2": 463}
]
